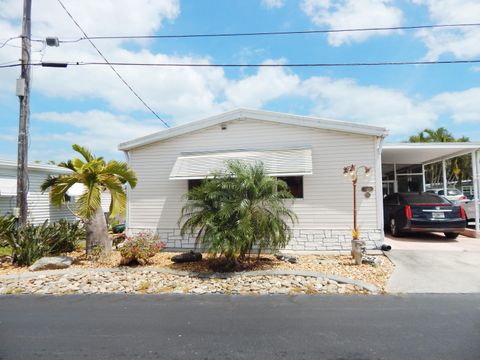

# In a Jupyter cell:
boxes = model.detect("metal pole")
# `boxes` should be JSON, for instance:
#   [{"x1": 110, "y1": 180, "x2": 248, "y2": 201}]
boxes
[
  {"x1": 472, "y1": 151, "x2": 480, "y2": 232},
  {"x1": 353, "y1": 177, "x2": 357, "y2": 235},
  {"x1": 442, "y1": 159, "x2": 447, "y2": 195},
  {"x1": 422, "y1": 164, "x2": 426, "y2": 192},
  {"x1": 16, "y1": 0, "x2": 32, "y2": 227}
]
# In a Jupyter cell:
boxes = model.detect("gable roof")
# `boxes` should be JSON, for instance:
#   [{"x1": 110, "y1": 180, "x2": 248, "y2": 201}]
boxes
[{"x1": 118, "y1": 108, "x2": 388, "y2": 151}]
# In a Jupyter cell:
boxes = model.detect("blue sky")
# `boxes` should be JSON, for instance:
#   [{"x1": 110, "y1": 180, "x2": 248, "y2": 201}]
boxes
[{"x1": 1, "y1": 0, "x2": 480, "y2": 162}]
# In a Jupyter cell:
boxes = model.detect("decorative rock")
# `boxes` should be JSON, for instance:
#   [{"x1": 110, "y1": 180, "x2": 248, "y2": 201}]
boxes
[
  {"x1": 28, "y1": 256, "x2": 73, "y2": 271},
  {"x1": 274, "y1": 253, "x2": 298, "y2": 264},
  {"x1": 171, "y1": 251, "x2": 202, "y2": 263},
  {"x1": 318, "y1": 259, "x2": 338, "y2": 265},
  {"x1": 362, "y1": 255, "x2": 381, "y2": 267},
  {"x1": 0, "y1": 255, "x2": 12, "y2": 264}
]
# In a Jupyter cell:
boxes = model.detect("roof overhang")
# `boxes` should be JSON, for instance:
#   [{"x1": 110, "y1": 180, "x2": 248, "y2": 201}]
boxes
[
  {"x1": 382, "y1": 142, "x2": 480, "y2": 164},
  {"x1": 119, "y1": 108, "x2": 388, "y2": 151},
  {"x1": 169, "y1": 148, "x2": 313, "y2": 180},
  {"x1": 0, "y1": 159, "x2": 71, "y2": 174}
]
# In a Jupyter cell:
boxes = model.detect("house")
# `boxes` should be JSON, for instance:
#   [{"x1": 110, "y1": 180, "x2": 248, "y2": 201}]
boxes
[
  {"x1": 0, "y1": 160, "x2": 114, "y2": 225},
  {"x1": 0, "y1": 160, "x2": 76, "y2": 224},
  {"x1": 119, "y1": 108, "x2": 388, "y2": 251}
]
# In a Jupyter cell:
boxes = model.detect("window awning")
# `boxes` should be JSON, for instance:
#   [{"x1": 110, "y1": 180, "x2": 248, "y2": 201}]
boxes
[
  {"x1": 169, "y1": 148, "x2": 313, "y2": 180},
  {"x1": 0, "y1": 178, "x2": 17, "y2": 197}
]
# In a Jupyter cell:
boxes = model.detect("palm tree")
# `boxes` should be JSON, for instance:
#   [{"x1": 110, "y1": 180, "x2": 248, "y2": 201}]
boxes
[
  {"x1": 179, "y1": 160, "x2": 297, "y2": 264},
  {"x1": 408, "y1": 128, "x2": 471, "y2": 189},
  {"x1": 41, "y1": 144, "x2": 137, "y2": 256}
]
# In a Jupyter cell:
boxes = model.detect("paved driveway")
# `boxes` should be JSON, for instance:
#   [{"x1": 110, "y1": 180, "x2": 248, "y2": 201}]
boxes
[
  {"x1": 384, "y1": 233, "x2": 480, "y2": 251},
  {"x1": 385, "y1": 232, "x2": 480, "y2": 293},
  {"x1": 386, "y1": 249, "x2": 480, "y2": 293}
]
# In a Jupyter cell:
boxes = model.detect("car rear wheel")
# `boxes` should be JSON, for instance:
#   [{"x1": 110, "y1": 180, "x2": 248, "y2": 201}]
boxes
[
  {"x1": 389, "y1": 218, "x2": 401, "y2": 237},
  {"x1": 444, "y1": 232, "x2": 459, "y2": 239}
]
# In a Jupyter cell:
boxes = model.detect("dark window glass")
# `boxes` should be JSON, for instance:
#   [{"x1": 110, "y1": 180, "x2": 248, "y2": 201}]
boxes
[
  {"x1": 188, "y1": 179, "x2": 203, "y2": 192},
  {"x1": 400, "y1": 193, "x2": 450, "y2": 204},
  {"x1": 277, "y1": 176, "x2": 303, "y2": 198},
  {"x1": 384, "y1": 194, "x2": 400, "y2": 205}
]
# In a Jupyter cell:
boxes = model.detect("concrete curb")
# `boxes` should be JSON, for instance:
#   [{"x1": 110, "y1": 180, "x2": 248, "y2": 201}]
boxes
[{"x1": 0, "y1": 267, "x2": 379, "y2": 294}]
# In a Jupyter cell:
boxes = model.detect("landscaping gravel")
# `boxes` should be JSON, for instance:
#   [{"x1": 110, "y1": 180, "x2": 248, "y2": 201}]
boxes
[{"x1": 0, "y1": 269, "x2": 370, "y2": 295}]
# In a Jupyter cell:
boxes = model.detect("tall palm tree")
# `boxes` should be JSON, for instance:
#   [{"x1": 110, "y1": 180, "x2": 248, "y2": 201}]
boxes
[
  {"x1": 408, "y1": 128, "x2": 471, "y2": 189},
  {"x1": 41, "y1": 144, "x2": 137, "y2": 256},
  {"x1": 179, "y1": 160, "x2": 297, "y2": 264}
]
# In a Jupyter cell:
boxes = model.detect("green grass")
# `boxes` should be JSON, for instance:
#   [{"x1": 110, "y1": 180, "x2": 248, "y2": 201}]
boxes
[{"x1": 0, "y1": 246, "x2": 12, "y2": 256}]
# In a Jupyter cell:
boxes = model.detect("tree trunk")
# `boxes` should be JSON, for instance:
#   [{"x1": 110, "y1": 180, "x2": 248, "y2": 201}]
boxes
[{"x1": 85, "y1": 207, "x2": 111, "y2": 257}]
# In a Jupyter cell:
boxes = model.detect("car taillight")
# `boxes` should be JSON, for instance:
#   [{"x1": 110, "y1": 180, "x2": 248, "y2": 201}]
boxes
[
  {"x1": 460, "y1": 206, "x2": 466, "y2": 220},
  {"x1": 405, "y1": 205, "x2": 412, "y2": 220},
  {"x1": 460, "y1": 195, "x2": 467, "y2": 200}
]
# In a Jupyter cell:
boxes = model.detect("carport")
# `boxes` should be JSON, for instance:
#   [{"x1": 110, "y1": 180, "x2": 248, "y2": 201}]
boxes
[{"x1": 381, "y1": 142, "x2": 480, "y2": 232}]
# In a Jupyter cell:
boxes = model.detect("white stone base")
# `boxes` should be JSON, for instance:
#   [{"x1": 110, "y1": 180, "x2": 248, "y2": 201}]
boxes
[{"x1": 128, "y1": 228, "x2": 384, "y2": 251}]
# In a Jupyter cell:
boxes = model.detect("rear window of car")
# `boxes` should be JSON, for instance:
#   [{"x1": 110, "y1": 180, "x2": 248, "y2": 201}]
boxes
[{"x1": 401, "y1": 193, "x2": 450, "y2": 204}]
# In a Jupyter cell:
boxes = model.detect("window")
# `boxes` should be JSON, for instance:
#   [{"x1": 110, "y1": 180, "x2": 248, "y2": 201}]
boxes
[
  {"x1": 188, "y1": 179, "x2": 203, "y2": 192},
  {"x1": 187, "y1": 177, "x2": 304, "y2": 199},
  {"x1": 277, "y1": 176, "x2": 303, "y2": 199}
]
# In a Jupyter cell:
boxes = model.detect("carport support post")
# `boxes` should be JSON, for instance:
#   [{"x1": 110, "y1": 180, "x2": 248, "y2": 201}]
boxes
[
  {"x1": 472, "y1": 151, "x2": 480, "y2": 232},
  {"x1": 442, "y1": 160, "x2": 447, "y2": 195}
]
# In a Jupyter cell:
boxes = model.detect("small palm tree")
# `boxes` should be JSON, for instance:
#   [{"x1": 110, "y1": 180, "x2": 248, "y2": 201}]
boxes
[
  {"x1": 41, "y1": 144, "x2": 137, "y2": 256},
  {"x1": 179, "y1": 160, "x2": 297, "y2": 265}
]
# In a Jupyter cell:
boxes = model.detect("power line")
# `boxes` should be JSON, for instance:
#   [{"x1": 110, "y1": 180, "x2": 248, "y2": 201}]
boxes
[
  {"x1": 3, "y1": 58, "x2": 480, "y2": 69},
  {"x1": 56, "y1": 0, "x2": 170, "y2": 128},
  {"x1": 0, "y1": 36, "x2": 21, "y2": 48},
  {"x1": 41, "y1": 22, "x2": 480, "y2": 43}
]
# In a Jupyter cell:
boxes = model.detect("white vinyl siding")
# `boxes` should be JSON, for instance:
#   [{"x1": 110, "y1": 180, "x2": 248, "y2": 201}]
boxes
[
  {"x1": 0, "y1": 167, "x2": 76, "y2": 224},
  {"x1": 127, "y1": 118, "x2": 379, "y2": 231}
]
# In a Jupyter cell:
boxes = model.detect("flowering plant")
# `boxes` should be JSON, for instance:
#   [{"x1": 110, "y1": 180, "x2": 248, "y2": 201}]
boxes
[{"x1": 119, "y1": 232, "x2": 165, "y2": 265}]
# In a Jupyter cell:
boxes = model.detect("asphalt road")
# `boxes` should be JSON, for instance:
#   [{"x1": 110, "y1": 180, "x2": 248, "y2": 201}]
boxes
[{"x1": 1, "y1": 295, "x2": 479, "y2": 360}]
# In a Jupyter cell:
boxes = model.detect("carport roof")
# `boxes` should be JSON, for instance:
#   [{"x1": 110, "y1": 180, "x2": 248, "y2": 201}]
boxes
[{"x1": 382, "y1": 142, "x2": 480, "y2": 164}]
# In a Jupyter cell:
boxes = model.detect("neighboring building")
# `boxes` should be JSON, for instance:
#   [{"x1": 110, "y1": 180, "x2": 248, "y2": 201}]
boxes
[
  {"x1": 119, "y1": 108, "x2": 387, "y2": 251},
  {"x1": 0, "y1": 160, "x2": 76, "y2": 224}
]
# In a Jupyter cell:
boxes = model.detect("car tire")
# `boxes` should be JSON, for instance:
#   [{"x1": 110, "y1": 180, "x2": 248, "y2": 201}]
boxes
[
  {"x1": 389, "y1": 218, "x2": 401, "y2": 237},
  {"x1": 444, "y1": 232, "x2": 459, "y2": 239}
]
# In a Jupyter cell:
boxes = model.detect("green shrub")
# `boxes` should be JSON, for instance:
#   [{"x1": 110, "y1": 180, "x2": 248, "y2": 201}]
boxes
[
  {"x1": 7, "y1": 221, "x2": 58, "y2": 266},
  {"x1": 6, "y1": 219, "x2": 85, "y2": 266},
  {"x1": 0, "y1": 215, "x2": 15, "y2": 247},
  {"x1": 179, "y1": 161, "x2": 297, "y2": 267},
  {"x1": 49, "y1": 219, "x2": 84, "y2": 254},
  {"x1": 119, "y1": 232, "x2": 165, "y2": 266}
]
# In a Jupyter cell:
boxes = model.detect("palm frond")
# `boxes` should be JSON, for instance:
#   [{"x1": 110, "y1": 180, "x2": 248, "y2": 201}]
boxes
[{"x1": 72, "y1": 144, "x2": 95, "y2": 163}]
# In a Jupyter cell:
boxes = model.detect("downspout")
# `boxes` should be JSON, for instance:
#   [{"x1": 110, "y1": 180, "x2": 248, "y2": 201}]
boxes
[
  {"x1": 472, "y1": 150, "x2": 479, "y2": 232},
  {"x1": 374, "y1": 135, "x2": 385, "y2": 244},
  {"x1": 123, "y1": 150, "x2": 131, "y2": 235}
]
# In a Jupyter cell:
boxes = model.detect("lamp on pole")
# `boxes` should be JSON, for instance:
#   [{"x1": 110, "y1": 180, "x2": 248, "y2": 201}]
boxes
[{"x1": 343, "y1": 164, "x2": 371, "y2": 264}]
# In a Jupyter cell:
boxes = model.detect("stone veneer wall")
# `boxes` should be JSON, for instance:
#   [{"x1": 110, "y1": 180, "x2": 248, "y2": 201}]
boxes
[{"x1": 129, "y1": 228, "x2": 384, "y2": 251}]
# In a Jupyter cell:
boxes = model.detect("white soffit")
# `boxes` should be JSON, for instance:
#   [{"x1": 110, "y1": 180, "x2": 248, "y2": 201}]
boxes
[
  {"x1": 0, "y1": 178, "x2": 17, "y2": 196},
  {"x1": 169, "y1": 148, "x2": 313, "y2": 180},
  {"x1": 382, "y1": 143, "x2": 480, "y2": 164}
]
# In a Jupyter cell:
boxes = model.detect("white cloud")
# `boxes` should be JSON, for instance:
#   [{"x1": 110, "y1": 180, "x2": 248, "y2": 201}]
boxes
[
  {"x1": 413, "y1": 0, "x2": 480, "y2": 60},
  {"x1": 428, "y1": 87, "x2": 480, "y2": 123},
  {"x1": 261, "y1": 0, "x2": 286, "y2": 9},
  {"x1": 297, "y1": 76, "x2": 437, "y2": 134},
  {"x1": 32, "y1": 110, "x2": 165, "y2": 157},
  {"x1": 223, "y1": 60, "x2": 300, "y2": 108},
  {"x1": 301, "y1": 0, "x2": 403, "y2": 46}
]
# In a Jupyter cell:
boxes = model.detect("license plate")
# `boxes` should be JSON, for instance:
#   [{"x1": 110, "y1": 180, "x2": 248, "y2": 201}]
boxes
[{"x1": 432, "y1": 212, "x2": 445, "y2": 219}]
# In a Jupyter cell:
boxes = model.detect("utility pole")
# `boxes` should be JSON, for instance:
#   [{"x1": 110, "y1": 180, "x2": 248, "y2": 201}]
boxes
[{"x1": 16, "y1": 0, "x2": 32, "y2": 227}]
